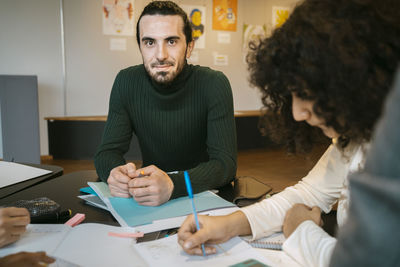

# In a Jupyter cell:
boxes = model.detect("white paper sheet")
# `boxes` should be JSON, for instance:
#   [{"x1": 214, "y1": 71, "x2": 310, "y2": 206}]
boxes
[
  {"x1": 0, "y1": 161, "x2": 52, "y2": 188},
  {"x1": 0, "y1": 223, "x2": 146, "y2": 267},
  {"x1": 53, "y1": 224, "x2": 146, "y2": 267},
  {"x1": 0, "y1": 224, "x2": 70, "y2": 256},
  {"x1": 134, "y1": 234, "x2": 273, "y2": 267},
  {"x1": 110, "y1": 38, "x2": 127, "y2": 51},
  {"x1": 217, "y1": 32, "x2": 231, "y2": 44}
]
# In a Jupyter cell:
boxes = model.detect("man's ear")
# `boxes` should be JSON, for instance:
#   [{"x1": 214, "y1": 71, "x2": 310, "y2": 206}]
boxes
[{"x1": 186, "y1": 40, "x2": 195, "y2": 59}]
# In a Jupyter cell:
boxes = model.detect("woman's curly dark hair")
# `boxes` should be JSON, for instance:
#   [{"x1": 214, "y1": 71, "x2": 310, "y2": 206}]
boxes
[{"x1": 247, "y1": 0, "x2": 400, "y2": 153}]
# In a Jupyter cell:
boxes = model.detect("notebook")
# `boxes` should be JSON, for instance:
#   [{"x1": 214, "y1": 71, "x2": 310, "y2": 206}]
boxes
[
  {"x1": 0, "y1": 223, "x2": 146, "y2": 267},
  {"x1": 242, "y1": 232, "x2": 285, "y2": 251}
]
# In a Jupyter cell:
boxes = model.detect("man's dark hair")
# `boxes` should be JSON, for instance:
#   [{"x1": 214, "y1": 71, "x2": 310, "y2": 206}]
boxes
[
  {"x1": 247, "y1": 0, "x2": 400, "y2": 153},
  {"x1": 136, "y1": 1, "x2": 193, "y2": 47}
]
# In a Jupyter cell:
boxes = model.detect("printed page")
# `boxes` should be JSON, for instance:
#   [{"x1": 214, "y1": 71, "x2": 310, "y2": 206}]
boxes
[
  {"x1": 134, "y1": 234, "x2": 273, "y2": 267},
  {"x1": 53, "y1": 223, "x2": 147, "y2": 267},
  {"x1": 0, "y1": 224, "x2": 70, "y2": 257},
  {"x1": 0, "y1": 161, "x2": 52, "y2": 188}
]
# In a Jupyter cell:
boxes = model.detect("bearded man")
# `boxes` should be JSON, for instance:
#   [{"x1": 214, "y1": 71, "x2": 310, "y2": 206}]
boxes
[{"x1": 95, "y1": 1, "x2": 237, "y2": 206}]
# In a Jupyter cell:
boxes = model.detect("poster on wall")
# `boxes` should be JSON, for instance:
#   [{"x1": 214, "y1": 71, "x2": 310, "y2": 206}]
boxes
[
  {"x1": 243, "y1": 24, "x2": 266, "y2": 50},
  {"x1": 272, "y1": 6, "x2": 290, "y2": 29},
  {"x1": 212, "y1": 0, "x2": 237, "y2": 32},
  {"x1": 182, "y1": 5, "x2": 206, "y2": 49},
  {"x1": 102, "y1": 0, "x2": 134, "y2": 36},
  {"x1": 242, "y1": 24, "x2": 267, "y2": 61}
]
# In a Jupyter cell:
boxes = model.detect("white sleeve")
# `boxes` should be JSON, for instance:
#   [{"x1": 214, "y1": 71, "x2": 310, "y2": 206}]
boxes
[
  {"x1": 241, "y1": 144, "x2": 349, "y2": 239},
  {"x1": 282, "y1": 220, "x2": 336, "y2": 267}
]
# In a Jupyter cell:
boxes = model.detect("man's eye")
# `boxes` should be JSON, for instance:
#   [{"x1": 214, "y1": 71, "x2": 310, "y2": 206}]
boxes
[
  {"x1": 168, "y1": 39, "x2": 176, "y2": 45},
  {"x1": 144, "y1": 40, "x2": 154, "y2": 46}
]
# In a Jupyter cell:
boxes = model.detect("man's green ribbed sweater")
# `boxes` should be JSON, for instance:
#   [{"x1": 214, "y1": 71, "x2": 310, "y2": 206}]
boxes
[{"x1": 94, "y1": 64, "x2": 237, "y2": 199}]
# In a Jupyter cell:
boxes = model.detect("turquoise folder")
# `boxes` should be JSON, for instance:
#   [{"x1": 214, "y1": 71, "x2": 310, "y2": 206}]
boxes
[{"x1": 109, "y1": 191, "x2": 235, "y2": 227}]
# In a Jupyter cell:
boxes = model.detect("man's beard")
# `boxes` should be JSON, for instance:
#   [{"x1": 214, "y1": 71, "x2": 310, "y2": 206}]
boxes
[{"x1": 145, "y1": 60, "x2": 185, "y2": 85}]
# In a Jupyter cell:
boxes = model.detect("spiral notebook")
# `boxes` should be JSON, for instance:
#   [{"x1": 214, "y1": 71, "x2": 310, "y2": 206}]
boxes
[
  {"x1": 246, "y1": 240, "x2": 282, "y2": 250},
  {"x1": 242, "y1": 232, "x2": 285, "y2": 251}
]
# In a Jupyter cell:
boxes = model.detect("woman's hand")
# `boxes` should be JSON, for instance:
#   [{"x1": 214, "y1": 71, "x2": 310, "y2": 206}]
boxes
[
  {"x1": 283, "y1": 203, "x2": 322, "y2": 238},
  {"x1": 0, "y1": 207, "x2": 30, "y2": 248},
  {"x1": 178, "y1": 211, "x2": 251, "y2": 255}
]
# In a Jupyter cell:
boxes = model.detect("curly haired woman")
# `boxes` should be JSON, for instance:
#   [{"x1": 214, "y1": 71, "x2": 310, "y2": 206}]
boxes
[{"x1": 177, "y1": 0, "x2": 400, "y2": 266}]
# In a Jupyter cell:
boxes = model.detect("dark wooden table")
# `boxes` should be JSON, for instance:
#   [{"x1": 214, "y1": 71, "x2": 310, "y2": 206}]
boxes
[
  {"x1": 0, "y1": 170, "x2": 118, "y2": 225},
  {"x1": 0, "y1": 169, "x2": 236, "y2": 226}
]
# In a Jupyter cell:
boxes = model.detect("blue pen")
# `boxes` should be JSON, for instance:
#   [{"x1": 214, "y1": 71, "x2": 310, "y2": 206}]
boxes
[{"x1": 184, "y1": 171, "x2": 206, "y2": 257}]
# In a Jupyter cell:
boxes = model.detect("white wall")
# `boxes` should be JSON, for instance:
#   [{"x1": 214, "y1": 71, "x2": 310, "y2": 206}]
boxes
[
  {"x1": 63, "y1": 0, "x2": 140, "y2": 116},
  {"x1": 0, "y1": 0, "x2": 299, "y2": 156},
  {"x1": 0, "y1": 0, "x2": 64, "y2": 157}
]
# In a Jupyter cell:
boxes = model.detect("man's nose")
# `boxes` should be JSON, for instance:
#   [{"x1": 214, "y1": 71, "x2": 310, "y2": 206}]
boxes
[
  {"x1": 292, "y1": 97, "x2": 310, "y2": 122},
  {"x1": 156, "y1": 44, "x2": 168, "y2": 61}
]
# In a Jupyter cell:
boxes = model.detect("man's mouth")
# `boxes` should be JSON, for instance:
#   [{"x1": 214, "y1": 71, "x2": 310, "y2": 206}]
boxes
[
  {"x1": 154, "y1": 65, "x2": 171, "y2": 69},
  {"x1": 151, "y1": 62, "x2": 174, "y2": 69}
]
